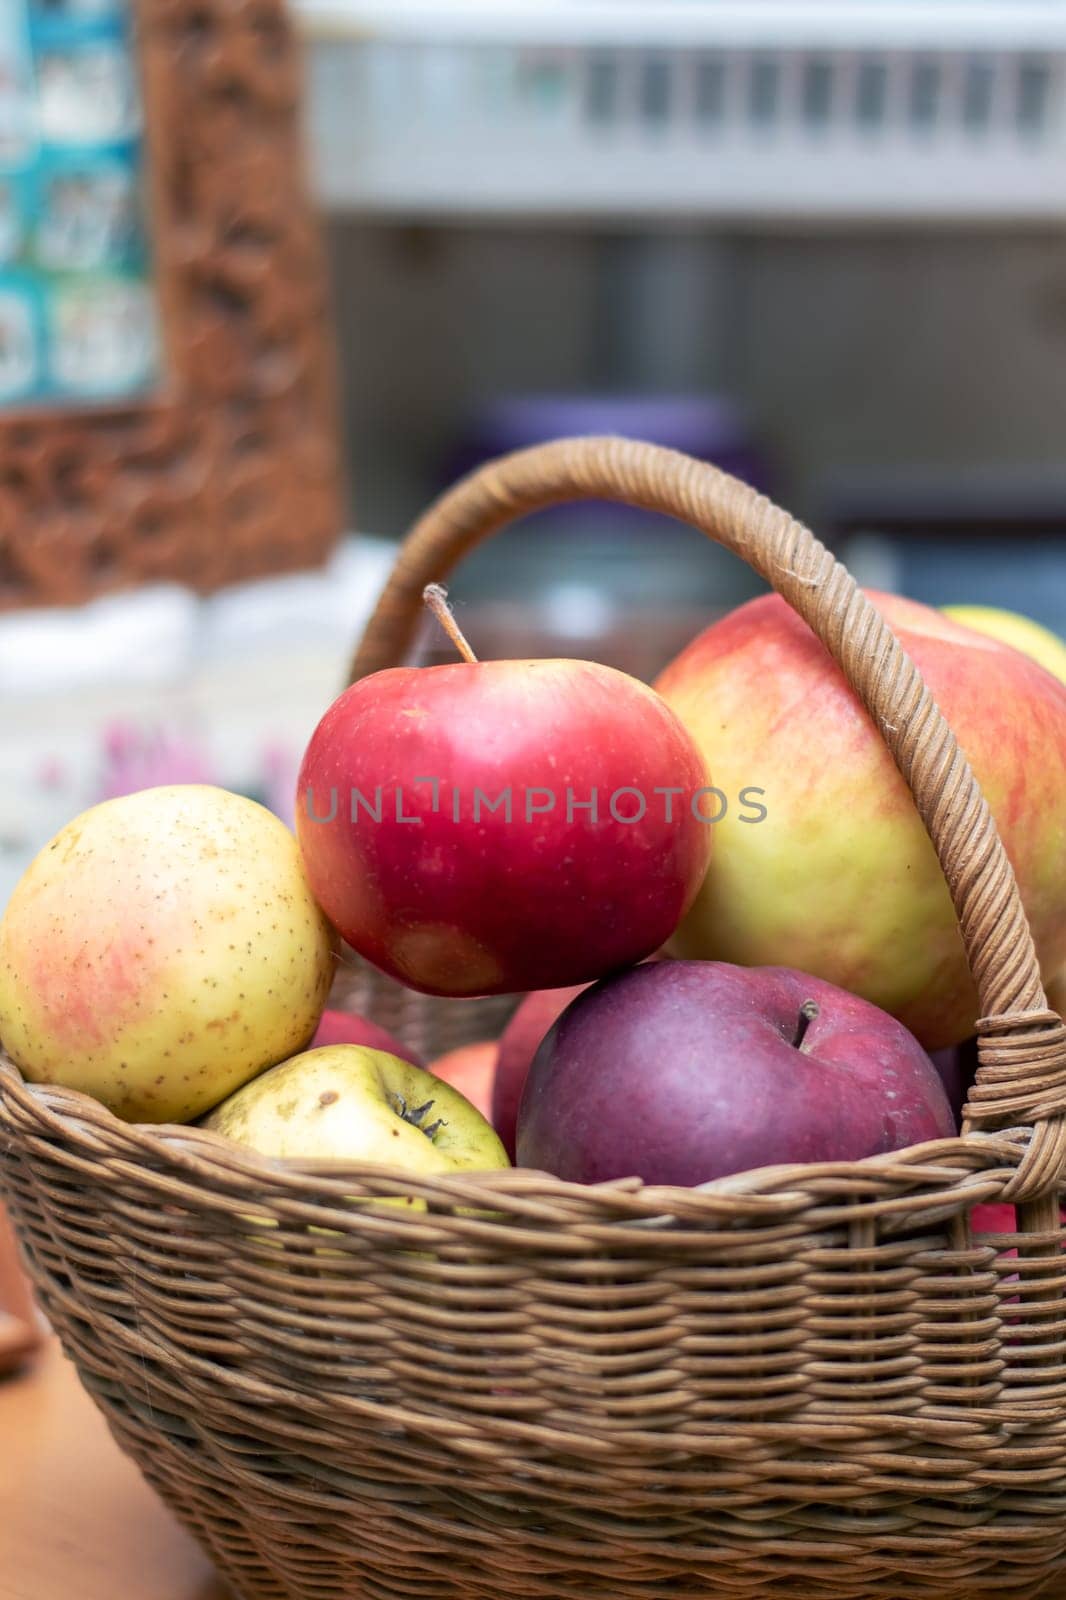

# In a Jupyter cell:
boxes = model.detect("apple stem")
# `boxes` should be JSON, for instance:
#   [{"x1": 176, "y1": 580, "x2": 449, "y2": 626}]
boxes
[
  {"x1": 793, "y1": 1000, "x2": 819, "y2": 1049},
  {"x1": 423, "y1": 583, "x2": 479, "y2": 664}
]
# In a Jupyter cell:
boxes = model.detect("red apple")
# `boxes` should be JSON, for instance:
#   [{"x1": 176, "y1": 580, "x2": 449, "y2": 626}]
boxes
[
  {"x1": 656, "y1": 591, "x2": 1066, "y2": 1049},
  {"x1": 517, "y1": 960, "x2": 955, "y2": 1186},
  {"x1": 428, "y1": 1040, "x2": 498, "y2": 1121},
  {"x1": 296, "y1": 655, "x2": 711, "y2": 997},
  {"x1": 492, "y1": 984, "x2": 589, "y2": 1159},
  {"x1": 311, "y1": 1006, "x2": 424, "y2": 1067},
  {"x1": 970, "y1": 1205, "x2": 1018, "y2": 1238},
  {"x1": 969, "y1": 1202, "x2": 1065, "y2": 1241}
]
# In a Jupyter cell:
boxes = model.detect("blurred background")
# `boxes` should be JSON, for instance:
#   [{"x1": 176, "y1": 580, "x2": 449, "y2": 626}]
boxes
[{"x1": 2, "y1": 0, "x2": 1066, "y2": 898}]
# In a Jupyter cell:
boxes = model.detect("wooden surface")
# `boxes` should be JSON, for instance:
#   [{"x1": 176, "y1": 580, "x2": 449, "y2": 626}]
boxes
[
  {"x1": 0, "y1": 1339, "x2": 228, "y2": 1600},
  {"x1": 0, "y1": 1204, "x2": 43, "y2": 1375}
]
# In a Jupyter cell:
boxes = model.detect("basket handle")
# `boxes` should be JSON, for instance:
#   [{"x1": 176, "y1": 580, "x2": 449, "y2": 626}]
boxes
[{"x1": 348, "y1": 436, "x2": 1066, "y2": 1202}]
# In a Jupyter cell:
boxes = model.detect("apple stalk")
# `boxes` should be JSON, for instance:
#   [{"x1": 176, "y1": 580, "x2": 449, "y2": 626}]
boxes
[
  {"x1": 424, "y1": 584, "x2": 478, "y2": 664},
  {"x1": 793, "y1": 1000, "x2": 819, "y2": 1049}
]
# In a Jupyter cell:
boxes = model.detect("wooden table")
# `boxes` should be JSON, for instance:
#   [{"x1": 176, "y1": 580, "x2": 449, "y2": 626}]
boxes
[
  {"x1": 0, "y1": 1339, "x2": 228, "y2": 1600},
  {"x1": 4, "y1": 1339, "x2": 1066, "y2": 1600}
]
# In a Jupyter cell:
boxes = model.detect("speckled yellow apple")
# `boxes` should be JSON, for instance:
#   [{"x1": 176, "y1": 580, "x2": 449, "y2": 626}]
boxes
[
  {"x1": 0, "y1": 785, "x2": 335, "y2": 1123},
  {"x1": 205, "y1": 1045, "x2": 509, "y2": 1176}
]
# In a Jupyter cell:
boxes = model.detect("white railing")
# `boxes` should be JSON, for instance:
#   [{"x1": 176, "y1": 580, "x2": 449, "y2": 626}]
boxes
[{"x1": 294, "y1": 2, "x2": 1066, "y2": 219}]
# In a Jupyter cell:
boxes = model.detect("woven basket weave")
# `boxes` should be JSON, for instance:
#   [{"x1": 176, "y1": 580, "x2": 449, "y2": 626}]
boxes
[{"x1": 3, "y1": 437, "x2": 1066, "y2": 1600}]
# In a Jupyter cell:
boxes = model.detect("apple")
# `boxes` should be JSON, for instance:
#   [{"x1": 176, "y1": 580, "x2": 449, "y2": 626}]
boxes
[
  {"x1": 296, "y1": 596, "x2": 711, "y2": 997},
  {"x1": 943, "y1": 606, "x2": 1066, "y2": 685},
  {"x1": 971, "y1": 1205, "x2": 1018, "y2": 1236},
  {"x1": 493, "y1": 956, "x2": 664, "y2": 1156},
  {"x1": 492, "y1": 984, "x2": 589, "y2": 1159},
  {"x1": 928, "y1": 1038, "x2": 977, "y2": 1129},
  {"x1": 517, "y1": 960, "x2": 956, "y2": 1187},
  {"x1": 969, "y1": 1202, "x2": 1065, "y2": 1238},
  {"x1": 428, "y1": 1040, "x2": 498, "y2": 1121},
  {"x1": 204, "y1": 1045, "x2": 509, "y2": 1175},
  {"x1": 311, "y1": 1006, "x2": 423, "y2": 1066},
  {"x1": 0, "y1": 786, "x2": 335, "y2": 1124},
  {"x1": 655, "y1": 591, "x2": 1066, "y2": 1049}
]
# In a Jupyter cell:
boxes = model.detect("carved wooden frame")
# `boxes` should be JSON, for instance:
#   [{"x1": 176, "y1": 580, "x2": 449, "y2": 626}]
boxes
[{"x1": 0, "y1": 0, "x2": 342, "y2": 609}]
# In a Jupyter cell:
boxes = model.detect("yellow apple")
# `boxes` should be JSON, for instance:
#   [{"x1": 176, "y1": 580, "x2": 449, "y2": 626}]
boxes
[
  {"x1": 943, "y1": 606, "x2": 1066, "y2": 685},
  {"x1": 204, "y1": 1045, "x2": 509, "y2": 1175},
  {"x1": 0, "y1": 785, "x2": 334, "y2": 1123}
]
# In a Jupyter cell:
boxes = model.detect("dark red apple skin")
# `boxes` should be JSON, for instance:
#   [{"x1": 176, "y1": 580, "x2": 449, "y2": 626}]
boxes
[
  {"x1": 929, "y1": 1037, "x2": 977, "y2": 1129},
  {"x1": 492, "y1": 984, "x2": 589, "y2": 1159},
  {"x1": 296, "y1": 660, "x2": 711, "y2": 997},
  {"x1": 970, "y1": 1205, "x2": 1018, "y2": 1237},
  {"x1": 310, "y1": 1007, "x2": 424, "y2": 1068},
  {"x1": 517, "y1": 960, "x2": 955, "y2": 1186}
]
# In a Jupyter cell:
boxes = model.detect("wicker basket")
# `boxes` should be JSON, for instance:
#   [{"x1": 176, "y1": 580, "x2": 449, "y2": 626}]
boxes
[{"x1": 2, "y1": 437, "x2": 1066, "y2": 1600}]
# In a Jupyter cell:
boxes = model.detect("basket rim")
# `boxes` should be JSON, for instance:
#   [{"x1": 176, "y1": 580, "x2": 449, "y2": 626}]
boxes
[{"x1": 0, "y1": 1052, "x2": 1037, "y2": 1232}]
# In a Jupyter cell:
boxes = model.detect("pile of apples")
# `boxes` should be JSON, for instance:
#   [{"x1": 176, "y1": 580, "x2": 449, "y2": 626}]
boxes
[{"x1": 0, "y1": 585, "x2": 1063, "y2": 1197}]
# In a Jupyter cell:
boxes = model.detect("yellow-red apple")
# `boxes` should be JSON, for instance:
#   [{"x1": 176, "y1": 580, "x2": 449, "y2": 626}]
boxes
[
  {"x1": 943, "y1": 605, "x2": 1066, "y2": 684},
  {"x1": 0, "y1": 785, "x2": 335, "y2": 1122},
  {"x1": 656, "y1": 591, "x2": 1066, "y2": 1049}
]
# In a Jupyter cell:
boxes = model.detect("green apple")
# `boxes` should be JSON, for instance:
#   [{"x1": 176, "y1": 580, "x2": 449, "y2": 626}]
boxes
[
  {"x1": 0, "y1": 785, "x2": 335, "y2": 1123},
  {"x1": 204, "y1": 1045, "x2": 510, "y2": 1176},
  {"x1": 943, "y1": 605, "x2": 1066, "y2": 685}
]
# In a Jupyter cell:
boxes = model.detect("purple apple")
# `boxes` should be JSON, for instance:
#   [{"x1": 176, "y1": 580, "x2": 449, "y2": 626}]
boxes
[
  {"x1": 493, "y1": 957, "x2": 664, "y2": 1158},
  {"x1": 929, "y1": 1037, "x2": 977, "y2": 1129},
  {"x1": 492, "y1": 983, "x2": 590, "y2": 1160},
  {"x1": 517, "y1": 960, "x2": 955, "y2": 1186}
]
